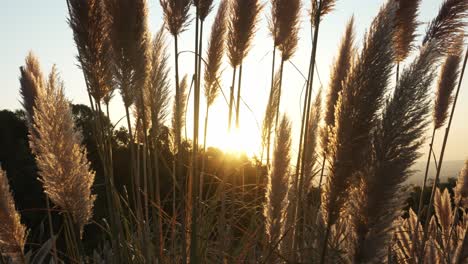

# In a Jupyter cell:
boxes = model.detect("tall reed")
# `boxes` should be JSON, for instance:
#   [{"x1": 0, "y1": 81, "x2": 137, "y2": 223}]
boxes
[
  {"x1": 191, "y1": 1, "x2": 214, "y2": 260},
  {"x1": 266, "y1": 0, "x2": 300, "y2": 165},
  {"x1": 159, "y1": 1, "x2": 191, "y2": 260},
  {"x1": 423, "y1": 45, "x2": 468, "y2": 257},
  {"x1": 412, "y1": 0, "x2": 468, "y2": 256},
  {"x1": 0, "y1": 169, "x2": 26, "y2": 264},
  {"x1": 66, "y1": 2, "x2": 121, "y2": 257},
  {"x1": 106, "y1": 1, "x2": 151, "y2": 238},
  {"x1": 417, "y1": 37, "x2": 464, "y2": 218},
  {"x1": 294, "y1": 89, "x2": 321, "y2": 260},
  {"x1": 320, "y1": 3, "x2": 396, "y2": 262},
  {"x1": 294, "y1": 4, "x2": 335, "y2": 242},
  {"x1": 146, "y1": 26, "x2": 172, "y2": 261},
  {"x1": 202, "y1": 0, "x2": 228, "y2": 195},
  {"x1": 227, "y1": 0, "x2": 261, "y2": 130}
]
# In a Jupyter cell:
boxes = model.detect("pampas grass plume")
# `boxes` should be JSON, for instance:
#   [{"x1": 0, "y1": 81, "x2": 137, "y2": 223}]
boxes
[
  {"x1": 204, "y1": 0, "x2": 228, "y2": 107},
  {"x1": 455, "y1": 160, "x2": 468, "y2": 207},
  {"x1": 107, "y1": 0, "x2": 151, "y2": 107},
  {"x1": 160, "y1": 0, "x2": 192, "y2": 36},
  {"x1": 196, "y1": 0, "x2": 214, "y2": 21},
  {"x1": 394, "y1": 0, "x2": 420, "y2": 63},
  {"x1": 433, "y1": 36, "x2": 464, "y2": 129},
  {"x1": 19, "y1": 52, "x2": 44, "y2": 121},
  {"x1": 67, "y1": 0, "x2": 114, "y2": 103},
  {"x1": 227, "y1": 0, "x2": 261, "y2": 67},
  {"x1": 264, "y1": 115, "x2": 291, "y2": 246},
  {"x1": 30, "y1": 66, "x2": 96, "y2": 237},
  {"x1": 0, "y1": 169, "x2": 27, "y2": 262},
  {"x1": 148, "y1": 27, "x2": 171, "y2": 130}
]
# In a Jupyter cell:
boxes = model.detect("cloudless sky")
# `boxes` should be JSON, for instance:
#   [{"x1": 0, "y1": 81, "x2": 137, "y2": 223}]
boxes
[{"x1": 1, "y1": 0, "x2": 467, "y2": 167}]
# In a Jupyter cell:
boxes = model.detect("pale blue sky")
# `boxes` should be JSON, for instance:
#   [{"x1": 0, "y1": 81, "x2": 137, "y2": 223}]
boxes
[{"x1": 1, "y1": 0, "x2": 467, "y2": 163}]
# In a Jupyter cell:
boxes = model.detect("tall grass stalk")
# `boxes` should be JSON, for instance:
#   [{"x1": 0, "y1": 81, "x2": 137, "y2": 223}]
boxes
[
  {"x1": 295, "y1": 0, "x2": 335, "y2": 255},
  {"x1": 294, "y1": 0, "x2": 335, "y2": 215},
  {"x1": 417, "y1": 38, "x2": 464, "y2": 219},
  {"x1": 191, "y1": 0, "x2": 215, "y2": 258},
  {"x1": 160, "y1": 0, "x2": 191, "y2": 260},
  {"x1": 266, "y1": 0, "x2": 300, "y2": 165},
  {"x1": 227, "y1": 0, "x2": 261, "y2": 131},
  {"x1": 423, "y1": 44, "x2": 467, "y2": 253},
  {"x1": 202, "y1": 0, "x2": 228, "y2": 196}
]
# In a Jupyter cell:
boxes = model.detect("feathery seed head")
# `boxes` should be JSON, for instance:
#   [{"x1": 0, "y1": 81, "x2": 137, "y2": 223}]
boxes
[
  {"x1": 433, "y1": 36, "x2": 464, "y2": 129},
  {"x1": 0, "y1": 169, "x2": 27, "y2": 262},
  {"x1": 19, "y1": 52, "x2": 44, "y2": 122},
  {"x1": 323, "y1": 1, "x2": 396, "y2": 226},
  {"x1": 204, "y1": 0, "x2": 228, "y2": 106},
  {"x1": 106, "y1": 0, "x2": 151, "y2": 108},
  {"x1": 68, "y1": 0, "x2": 114, "y2": 103},
  {"x1": 422, "y1": 0, "x2": 468, "y2": 55},
  {"x1": 455, "y1": 160, "x2": 468, "y2": 207},
  {"x1": 311, "y1": 0, "x2": 336, "y2": 27},
  {"x1": 30, "y1": 66, "x2": 96, "y2": 237},
  {"x1": 303, "y1": 90, "x2": 322, "y2": 188},
  {"x1": 393, "y1": 0, "x2": 421, "y2": 63},
  {"x1": 325, "y1": 17, "x2": 355, "y2": 123},
  {"x1": 262, "y1": 70, "x2": 281, "y2": 152},
  {"x1": 264, "y1": 115, "x2": 291, "y2": 246},
  {"x1": 172, "y1": 74, "x2": 188, "y2": 153},
  {"x1": 148, "y1": 27, "x2": 172, "y2": 133},
  {"x1": 160, "y1": 0, "x2": 192, "y2": 36},
  {"x1": 196, "y1": 0, "x2": 214, "y2": 21},
  {"x1": 270, "y1": 0, "x2": 301, "y2": 49},
  {"x1": 434, "y1": 188, "x2": 452, "y2": 232},
  {"x1": 227, "y1": 0, "x2": 262, "y2": 67}
]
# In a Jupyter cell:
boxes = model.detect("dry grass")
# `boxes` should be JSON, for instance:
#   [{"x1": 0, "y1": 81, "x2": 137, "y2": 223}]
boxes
[{"x1": 8, "y1": 0, "x2": 468, "y2": 262}]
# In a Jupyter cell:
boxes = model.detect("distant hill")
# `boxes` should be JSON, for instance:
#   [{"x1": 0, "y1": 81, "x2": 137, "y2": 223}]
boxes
[{"x1": 408, "y1": 160, "x2": 465, "y2": 185}]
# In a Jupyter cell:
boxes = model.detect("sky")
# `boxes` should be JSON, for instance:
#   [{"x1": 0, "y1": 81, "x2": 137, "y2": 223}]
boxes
[{"x1": 1, "y1": 0, "x2": 467, "y2": 166}]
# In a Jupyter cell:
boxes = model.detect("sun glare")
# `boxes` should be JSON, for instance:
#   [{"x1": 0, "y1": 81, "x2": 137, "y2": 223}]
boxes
[{"x1": 203, "y1": 106, "x2": 263, "y2": 158}]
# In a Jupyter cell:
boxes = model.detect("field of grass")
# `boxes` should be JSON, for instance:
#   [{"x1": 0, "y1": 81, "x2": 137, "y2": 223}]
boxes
[{"x1": 1, "y1": 0, "x2": 468, "y2": 263}]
